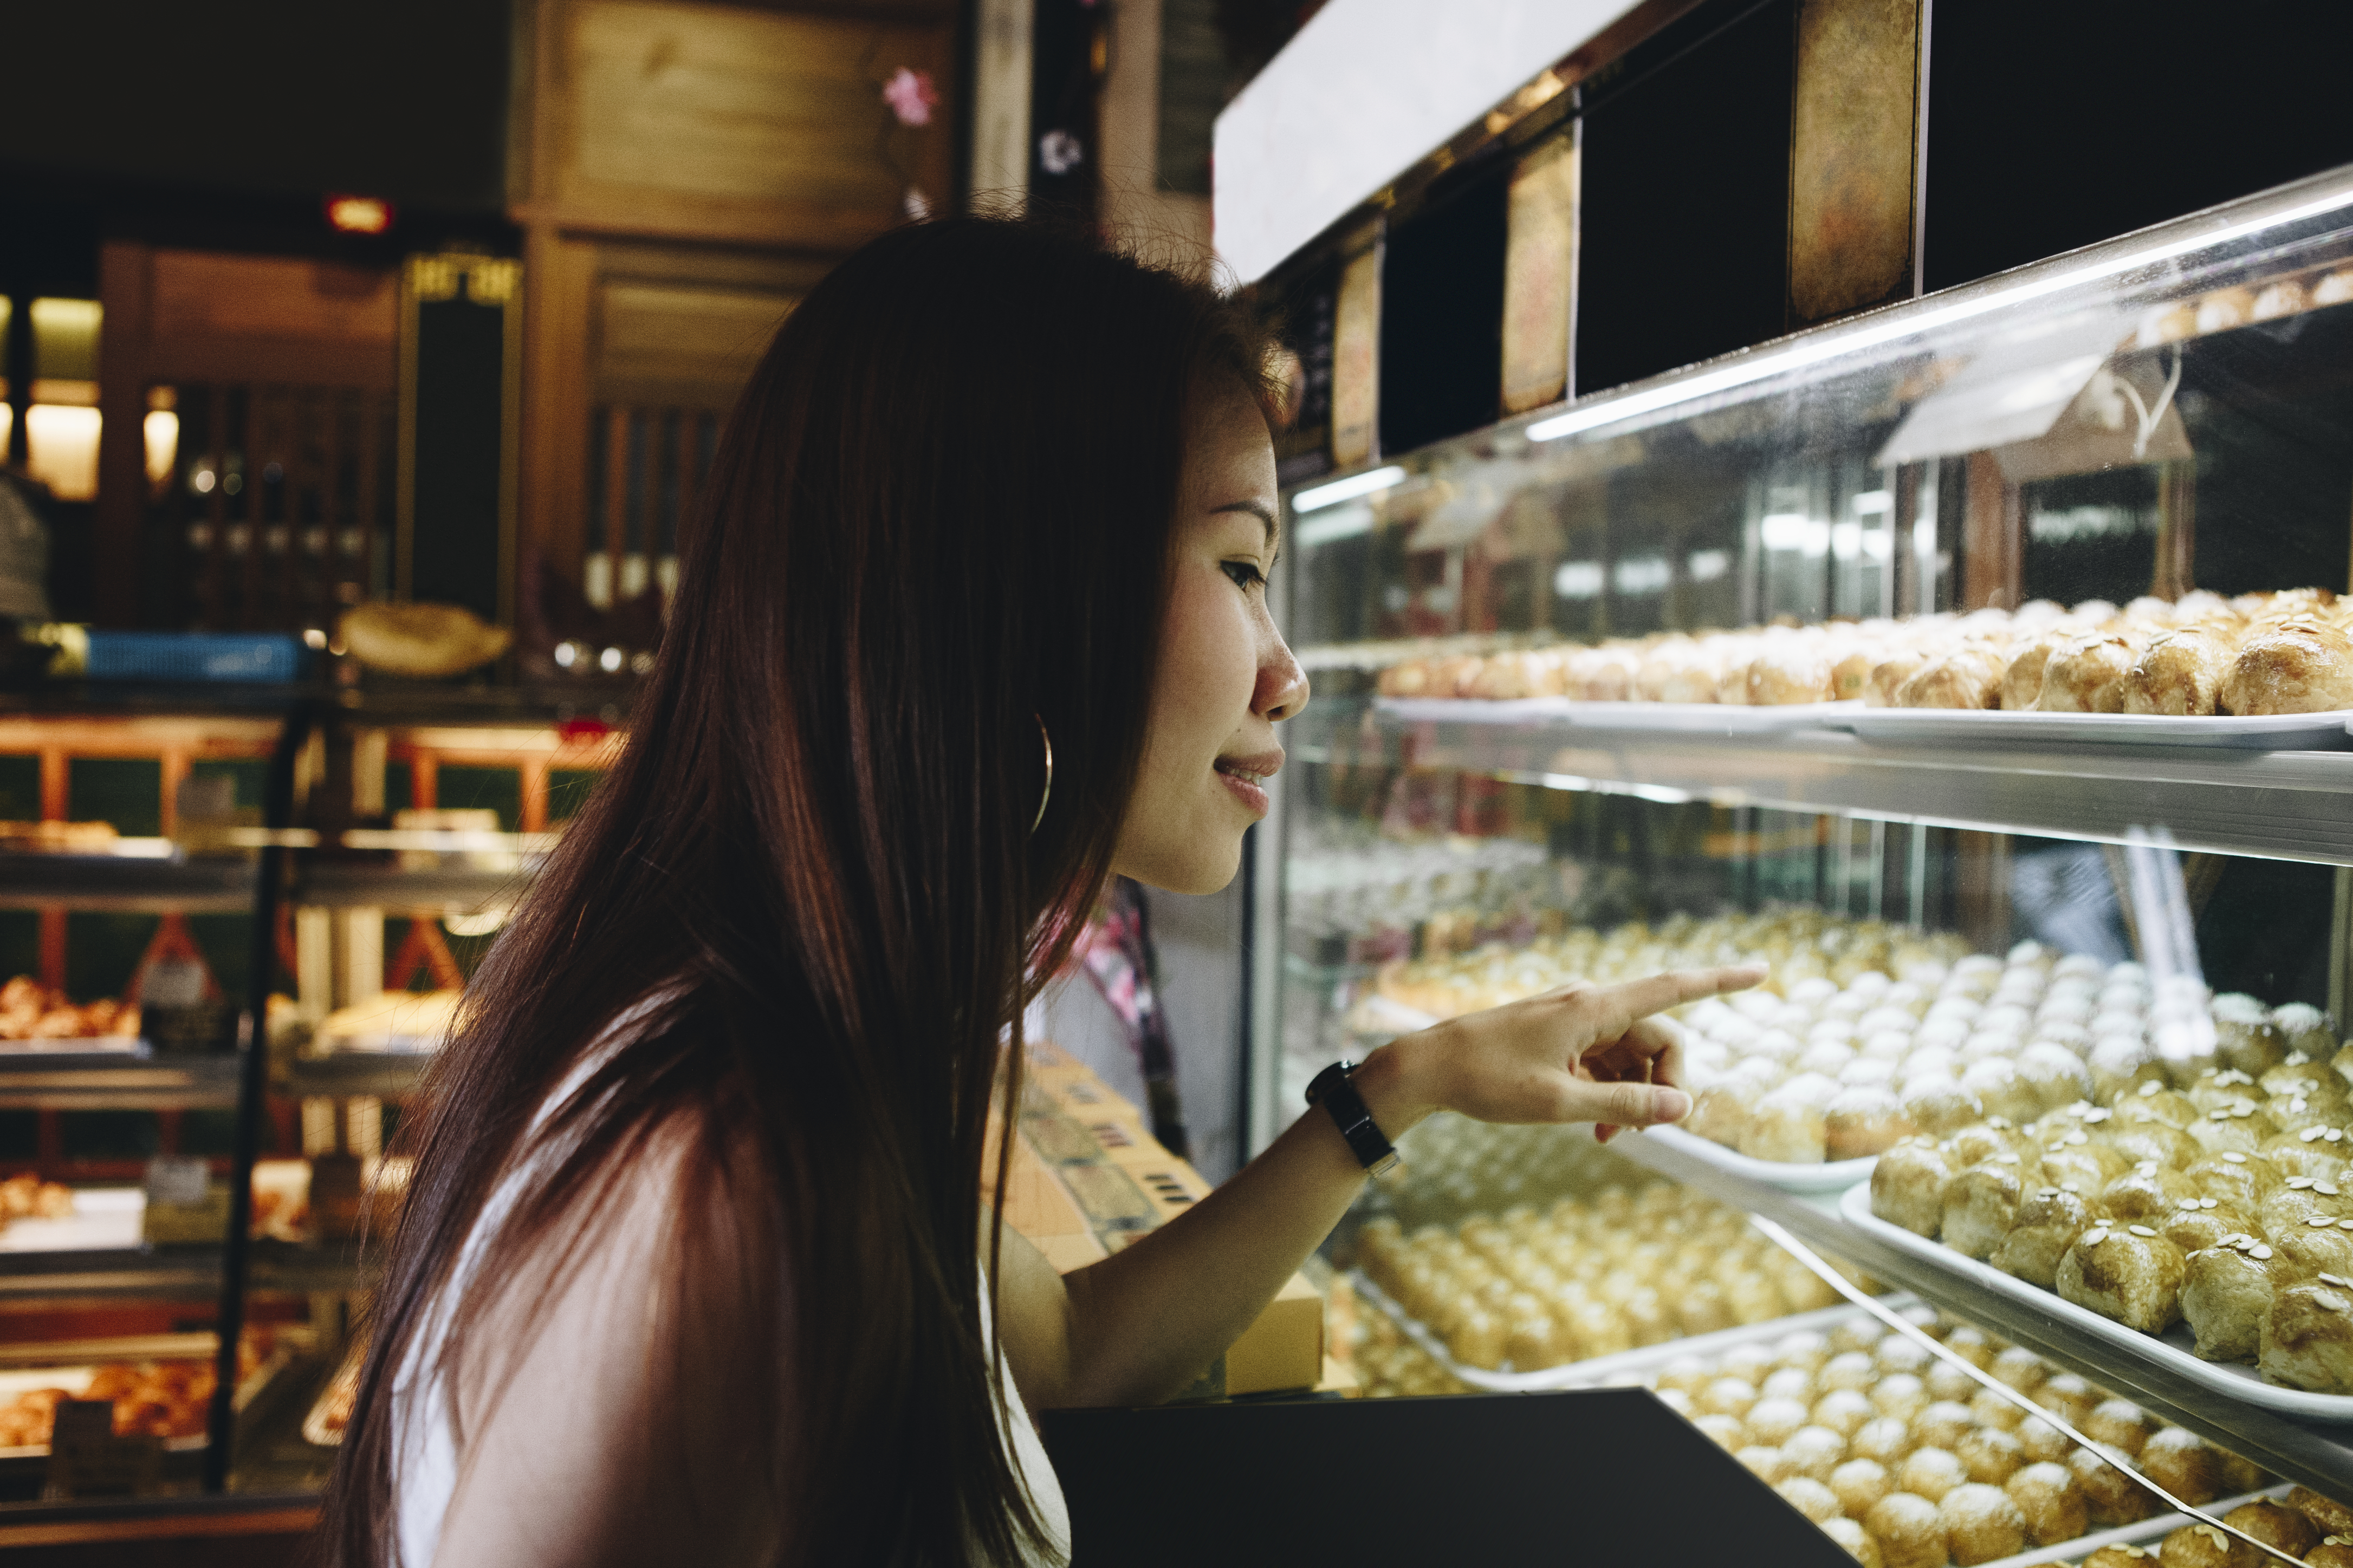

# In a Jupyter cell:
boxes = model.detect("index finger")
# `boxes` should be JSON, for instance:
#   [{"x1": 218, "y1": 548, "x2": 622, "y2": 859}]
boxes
[{"x1": 1588, "y1": 964, "x2": 1767, "y2": 1039}]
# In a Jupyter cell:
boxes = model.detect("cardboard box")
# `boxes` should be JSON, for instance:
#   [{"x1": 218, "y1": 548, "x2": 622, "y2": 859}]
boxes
[{"x1": 1224, "y1": 1273, "x2": 1325, "y2": 1397}]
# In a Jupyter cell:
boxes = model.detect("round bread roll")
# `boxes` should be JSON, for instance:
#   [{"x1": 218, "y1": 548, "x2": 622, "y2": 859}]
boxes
[
  {"x1": 1822, "y1": 1351, "x2": 1878, "y2": 1393},
  {"x1": 1820, "y1": 1515, "x2": 1883, "y2": 1566},
  {"x1": 1865, "y1": 1492, "x2": 1949, "y2": 1568},
  {"x1": 2286, "y1": 1484, "x2": 2353, "y2": 1537},
  {"x1": 1826, "y1": 1086, "x2": 1915, "y2": 1159},
  {"x1": 1872, "y1": 1139, "x2": 1956, "y2": 1235},
  {"x1": 1940, "y1": 1326, "x2": 1995, "y2": 1369},
  {"x1": 2070, "y1": 1441, "x2": 2159, "y2": 1525},
  {"x1": 1910, "y1": 1401, "x2": 1974, "y2": 1453},
  {"x1": 2004, "y1": 1460, "x2": 2087, "y2": 1546},
  {"x1": 1968, "y1": 1387, "x2": 2026, "y2": 1433},
  {"x1": 1776, "y1": 1475, "x2": 1843, "y2": 1523},
  {"x1": 2220, "y1": 1498, "x2": 2319, "y2": 1559},
  {"x1": 1869, "y1": 1373, "x2": 1928, "y2": 1426},
  {"x1": 2221, "y1": 620, "x2": 2353, "y2": 715},
  {"x1": 2137, "y1": 1426, "x2": 2219, "y2": 1505},
  {"x1": 1746, "y1": 1396, "x2": 1810, "y2": 1447},
  {"x1": 2031, "y1": 1371, "x2": 2096, "y2": 1426},
  {"x1": 1940, "y1": 1481, "x2": 2027, "y2": 1565},
  {"x1": 1774, "y1": 1329, "x2": 1833, "y2": 1374},
  {"x1": 2080, "y1": 1397, "x2": 2153, "y2": 1456},
  {"x1": 1850, "y1": 1416, "x2": 1914, "y2": 1467},
  {"x1": 1987, "y1": 1345, "x2": 2046, "y2": 1393},
  {"x1": 1831, "y1": 1456, "x2": 1892, "y2": 1518},
  {"x1": 1761, "y1": 1367, "x2": 1814, "y2": 1402},
  {"x1": 1738, "y1": 1444, "x2": 1792, "y2": 1483},
  {"x1": 1955, "y1": 1426, "x2": 2023, "y2": 1485},
  {"x1": 1655, "y1": 1355, "x2": 1713, "y2": 1395},
  {"x1": 1701, "y1": 1376, "x2": 1760, "y2": 1418},
  {"x1": 1923, "y1": 1362, "x2": 1976, "y2": 1404},
  {"x1": 1896, "y1": 1446, "x2": 1967, "y2": 1503},
  {"x1": 2082, "y1": 1547, "x2": 2160, "y2": 1567},
  {"x1": 2154, "y1": 1521, "x2": 2249, "y2": 1568},
  {"x1": 1785, "y1": 1424, "x2": 1849, "y2": 1482},
  {"x1": 2305, "y1": 1543, "x2": 2353, "y2": 1568},
  {"x1": 2014, "y1": 1416, "x2": 2073, "y2": 1465}
]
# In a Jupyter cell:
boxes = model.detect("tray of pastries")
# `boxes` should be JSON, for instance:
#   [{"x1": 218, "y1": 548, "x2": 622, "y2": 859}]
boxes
[
  {"x1": 1850, "y1": 1091, "x2": 2353, "y2": 1415},
  {"x1": 1361, "y1": 589, "x2": 2353, "y2": 749},
  {"x1": 1347, "y1": 1179, "x2": 1875, "y2": 1389},
  {"x1": 1623, "y1": 1301, "x2": 2294, "y2": 1568},
  {"x1": 0, "y1": 1330, "x2": 289, "y2": 1454}
]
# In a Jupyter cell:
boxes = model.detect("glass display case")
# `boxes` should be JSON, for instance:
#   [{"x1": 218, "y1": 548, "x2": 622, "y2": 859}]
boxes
[{"x1": 1268, "y1": 162, "x2": 2353, "y2": 1532}]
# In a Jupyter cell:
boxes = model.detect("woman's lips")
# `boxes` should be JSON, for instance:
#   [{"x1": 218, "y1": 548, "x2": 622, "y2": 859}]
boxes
[{"x1": 1214, "y1": 750, "x2": 1282, "y2": 817}]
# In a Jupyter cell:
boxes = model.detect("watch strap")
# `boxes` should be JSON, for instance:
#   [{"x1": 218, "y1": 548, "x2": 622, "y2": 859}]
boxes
[{"x1": 1306, "y1": 1060, "x2": 1401, "y2": 1178}]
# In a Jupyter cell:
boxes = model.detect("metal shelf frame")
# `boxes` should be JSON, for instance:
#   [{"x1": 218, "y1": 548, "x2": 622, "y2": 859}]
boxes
[{"x1": 1298, "y1": 698, "x2": 2353, "y2": 867}]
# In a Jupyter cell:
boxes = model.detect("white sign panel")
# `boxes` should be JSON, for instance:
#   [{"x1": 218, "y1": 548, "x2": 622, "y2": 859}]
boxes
[{"x1": 1212, "y1": 0, "x2": 1637, "y2": 284}]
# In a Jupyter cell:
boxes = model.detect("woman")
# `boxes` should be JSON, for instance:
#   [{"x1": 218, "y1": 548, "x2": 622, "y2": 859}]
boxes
[{"x1": 321, "y1": 216, "x2": 1758, "y2": 1567}]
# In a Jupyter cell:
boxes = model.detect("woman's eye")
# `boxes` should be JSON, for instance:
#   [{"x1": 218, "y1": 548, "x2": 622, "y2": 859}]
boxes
[{"x1": 1222, "y1": 561, "x2": 1267, "y2": 590}]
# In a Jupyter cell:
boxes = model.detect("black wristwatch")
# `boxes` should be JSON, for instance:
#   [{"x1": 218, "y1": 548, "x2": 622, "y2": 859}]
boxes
[{"x1": 1306, "y1": 1060, "x2": 1401, "y2": 1178}]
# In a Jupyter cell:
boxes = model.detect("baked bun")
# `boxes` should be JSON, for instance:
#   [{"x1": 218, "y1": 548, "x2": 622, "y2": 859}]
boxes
[
  {"x1": 1866, "y1": 649, "x2": 1930, "y2": 706},
  {"x1": 2259, "y1": 1279, "x2": 2353, "y2": 1393},
  {"x1": 1940, "y1": 1481, "x2": 2027, "y2": 1565},
  {"x1": 2004, "y1": 1460, "x2": 2086, "y2": 1546},
  {"x1": 2154, "y1": 1521, "x2": 2253, "y2": 1568},
  {"x1": 1748, "y1": 646, "x2": 1836, "y2": 705},
  {"x1": 2122, "y1": 627, "x2": 2235, "y2": 716},
  {"x1": 2179, "y1": 1244, "x2": 2277, "y2": 1361},
  {"x1": 2137, "y1": 1426, "x2": 2219, "y2": 1505},
  {"x1": 2037, "y1": 633, "x2": 2140, "y2": 712},
  {"x1": 1831, "y1": 1456, "x2": 1892, "y2": 1518},
  {"x1": 2221, "y1": 1497, "x2": 2319, "y2": 1559},
  {"x1": 2220, "y1": 620, "x2": 2353, "y2": 714},
  {"x1": 1819, "y1": 1515, "x2": 1882, "y2": 1565},
  {"x1": 1896, "y1": 1446, "x2": 1966, "y2": 1503},
  {"x1": 338, "y1": 601, "x2": 513, "y2": 678},
  {"x1": 1898, "y1": 648, "x2": 2005, "y2": 710},
  {"x1": 2000, "y1": 635, "x2": 2066, "y2": 710},
  {"x1": 1864, "y1": 1492, "x2": 1947, "y2": 1568},
  {"x1": 2070, "y1": 1441, "x2": 2160, "y2": 1525},
  {"x1": 2287, "y1": 1484, "x2": 2353, "y2": 1537},
  {"x1": 1774, "y1": 1475, "x2": 1843, "y2": 1523}
]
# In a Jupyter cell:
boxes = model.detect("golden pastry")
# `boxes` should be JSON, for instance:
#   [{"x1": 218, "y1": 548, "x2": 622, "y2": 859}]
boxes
[
  {"x1": 2186, "y1": 1152, "x2": 2281, "y2": 1210},
  {"x1": 1968, "y1": 1387, "x2": 2026, "y2": 1433},
  {"x1": 1784, "y1": 1424, "x2": 1849, "y2": 1482},
  {"x1": 1738, "y1": 1444, "x2": 1793, "y2": 1483},
  {"x1": 1897, "y1": 1446, "x2": 1967, "y2": 1503},
  {"x1": 2082, "y1": 1548, "x2": 2158, "y2": 1568},
  {"x1": 2272, "y1": 1214, "x2": 2353, "y2": 1279},
  {"x1": 2209, "y1": 1447, "x2": 2266, "y2": 1495},
  {"x1": 1775, "y1": 1475, "x2": 1843, "y2": 1522},
  {"x1": 2221, "y1": 1498, "x2": 2319, "y2": 1559},
  {"x1": 2137, "y1": 1427, "x2": 2220, "y2": 1505},
  {"x1": 1820, "y1": 1514, "x2": 1882, "y2": 1566},
  {"x1": 2078, "y1": 1397, "x2": 2151, "y2": 1455},
  {"x1": 1955, "y1": 1426, "x2": 2023, "y2": 1485},
  {"x1": 1941, "y1": 1481, "x2": 2027, "y2": 1565},
  {"x1": 1827, "y1": 1086, "x2": 1916, "y2": 1159},
  {"x1": 2121, "y1": 627, "x2": 2235, "y2": 716},
  {"x1": 2037, "y1": 632, "x2": 2140, "y2": 712},
  {"x1": 1748, "y1": 647, "x2": 1836, "y2": 705},
  {"x1": 2000, "y1": 636, "x2": 2066, "y2": 710},
  {"x1": 2014, "y1": 1415, "x2": 2073, "y2": 1465},
  {"x1": 2070, "y1": 1441, "x2": 2159, "y2": 1526},
  {"x1": 1940, "y1": 1325, "x2": 1996, "y2": 1369},
  {"x1": 2104, "y1": 1165, "x2": 2201, "y2": 1220},
  {"x1": 2306, "y1": 1541, "x2": 2353, "y2": 1568},
  {"x1": 1866, "y1": 649, "x2": 1930, "y2": 707},
  {"x1": 2058, "y1": 1227, "x2": 2186, "y2": 1333},
  {"x1": 1865, "y1": 1491, "x2": 1948, "y2": 1568},
  {"x1": 1912, "y1": 1400, "x2": 1978, "y2": 1451},
  {"x1": 2220, "y1": 620, "x2": 2353, "y2": 715},
  {"x1": 2004, "y1": 1460, "x2": 2087, "y2": 1545},
  {"x1": 2117, "y1": 1086, "x2": 2200, "y2": 1131},
  {"x1": 1850, "y1": 1416, "x2": 1913, "y2": 1466},
  {"x1": 1943, "y1": 1161, "x2": 2036, "y2": 1260},
  {"x1": 2108, "y1": 1124, "x2": 2203, "y2": 1172},
  {"x1": 1830, "y1": 646, "x2": 1881, "y2": 704},
  {"x1": 1897, "y1": 648, "x2": 2005, "y2": 710},
  {"x1": 2179, "y1": 1244, "x2": 2277, "y2": 1361},
  {"x1": 1832, "y1": 1456, "x2": 1893, "y2": 1517},
  {"x1": 2287, "y1": 1485, "x2": 2353, "y2": 1538},
  {"x1": 1872, "y1": 1140, "x2": 1955, "y2": 1237},
  {"x1": 2162, "y1": 1206, "x2": 2242, "y2": 1254},
  {"x1": 2154, "y1": 1521, "x2": 2254, "y2": 1568},
  {"x1": 2259, "y1": 1280, "x2": 2353, "y2": 1393},
  {"x1": 1993, "y1": 1186, "x2": 2102, "y2": 1289},
  {"x1": 1693, "y1": 1413, "x2": 1745, "y2": 1450}
]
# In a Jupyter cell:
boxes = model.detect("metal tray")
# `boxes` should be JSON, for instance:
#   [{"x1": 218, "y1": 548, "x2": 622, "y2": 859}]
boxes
[
  {"x1": 1375, "y1": 696, "x2": 1861, "y2": 733},
  {"x1": 0, "y1": 1338, "x2": 295, "y2": 1457},
  {"x1": 1832, "y1": 706, "x2": 2353, "y2": 750},
  {"x1": 1838, "y1": 1182, "x2": 2353, "y2": 1422},
  {"x1": 1634, "y1": 1123, "x2": 1879, "y2": 1194}
]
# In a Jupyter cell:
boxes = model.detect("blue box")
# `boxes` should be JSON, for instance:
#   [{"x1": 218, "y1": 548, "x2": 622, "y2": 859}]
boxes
[{"x1": 83, "y1": 632, "x2": 306, "y2": 685}]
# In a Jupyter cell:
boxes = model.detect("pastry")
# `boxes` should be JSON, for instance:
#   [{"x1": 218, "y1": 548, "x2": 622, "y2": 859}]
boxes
[
  {"x1": 1866, "y1": 649, "x2": 1930, "y2": 706},
  {"x1": 2000, "y1": 636, "x2": 2067, "y2": 710},
  {"x1": 1898, "y1": 648, "x2": 2006, "y2": 710},
  {"x1": 2122, "y1": 627, "x2": 2234, "y2": 717},
  {"x1": 2287, "y1": 1485, "x2": 2353, "y2": 1537},
  {"x1": 2058, "y1": 1227, "x2": 2186, "y2": 1332},
  {"x1": 2004, "y1": 1461, "x2": 2086, "y2": 1546},
  {"x1": 1943, "y1": 1161, "x2": 2036, "y2": 1260},
  {"x1": 2221, "y1": 1497, "x2": 2319, "y2": 1559},
  {"x1": 1867, "y1": 1491, "x2": 1948, "y2": 1568},
  {"x1": 2220, "y1": 621, "x2": 2353, "y2": 715},
  {"x1": 2078, "y1": 1398, "x2": 2151, "y2": 1455},
  {"x1": 1896, "y1": 1446, "x2": 1966, "y2": 1503},
  {"x1": 2015, "y1": 1416, "x2": 2073, "y2": 1465},
  {"x1": 1871, "y1": 1141, "x2": 1953, "y2": 1235},
  {"x1": 1826, "y1": 1086, "x2": 1914, "y2": 1159},
  {"x1": 2179, "y1": 1244, "x2": 2277, "y2": 1361},
  {"x1": 1748, "y1": 646, "x2": 1836, "y2": 705},
  {"x1": 1851, "y1": 1416, "x2": 1913, "y2": 1466},
  {"x1": 1819, "y1": 1515, "x2": 1882, "y2": 1565},
  {"x1": 2137, "y1": 1426, "x2": 2219, "y2": 1505},
  {"x1": 2070, "y1": 1441, "x2": 2160, "y2": 1525},
  {"x1": 1776, "y1": 1475, "x2": 1843, "y2": 1522},
  {"x1": 1991, "y1": 1186, "x2": 2100, "y2": 1289},
  {"x1": 1831, "y1": 1456, "x2": 1892, "y2": 1517},
  {"x1": 1954, "y1": 1425, "x2": 2023, "y2": 1485},
  {"x1": 1940, "y1": 1481, "x2": 2027, "y2": 1565},
  {"x1": 2083, "y1": 1549, "x2": 2158, "y2": 1568},
  {"x1": 2037, "y1": 633, "x2": 2140, "y2": 712},
  {"x1": 1910, "y1": 1400, "x2": 1974, "y2": 1453},
  {"x1": 2259, "y1": 1280, "x2": 2353, "y2": 1393}
]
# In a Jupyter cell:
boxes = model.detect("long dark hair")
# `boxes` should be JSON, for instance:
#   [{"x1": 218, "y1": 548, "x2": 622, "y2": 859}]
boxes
[{"x1": 319, "y1": 217, "x2": 1271, "y2": 1566}]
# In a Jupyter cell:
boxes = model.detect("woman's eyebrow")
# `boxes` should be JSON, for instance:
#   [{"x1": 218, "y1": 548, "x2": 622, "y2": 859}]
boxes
[{"x1": 1210, "y1": 500, "x2": 1278, "y2": 548}]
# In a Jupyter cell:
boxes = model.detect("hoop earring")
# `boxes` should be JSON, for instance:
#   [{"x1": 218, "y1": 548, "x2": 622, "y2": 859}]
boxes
[{"x1": 1031, "y1": 714, "x2": 1054, "y2": 835}]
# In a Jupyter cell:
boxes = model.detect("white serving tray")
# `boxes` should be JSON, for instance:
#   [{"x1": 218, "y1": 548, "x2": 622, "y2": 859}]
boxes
[
  {"x1": 1636, "y1": 1123, "x2": 1879, "y2": 1193},
  {"x1": 1838, "y1": 1182, "x2": 2353, "y2": 1421},
  {"x1": 0, "y1": 1189, "x2": 142, "y2": 1253},
  {"x1": 1375, "y1": 696, "x2": 1861, "y2": 733},
  {"x1": 0, "y1": 1339, "x2": 294, "y2": 1457},
  {"x1": 1832, "y1": 706, "x2": 2353, "y2": 750}
]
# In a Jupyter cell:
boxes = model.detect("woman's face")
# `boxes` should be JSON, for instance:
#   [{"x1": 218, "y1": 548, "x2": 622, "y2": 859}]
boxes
[{"x1": 1112, "y1": 386, "x2": 1308, "y2": 896}]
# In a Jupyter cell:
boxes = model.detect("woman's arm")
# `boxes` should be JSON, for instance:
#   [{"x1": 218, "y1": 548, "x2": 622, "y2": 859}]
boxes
[{"x1": 995, "y1": 962, "x2": 1765, "y2": 1411}]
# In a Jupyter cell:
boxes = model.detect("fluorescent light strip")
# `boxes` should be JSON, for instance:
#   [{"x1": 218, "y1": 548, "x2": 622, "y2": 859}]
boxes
[
  {"x1": 1292, "y1": 465, "x2": 1406, "y2": 512},
  {"x1": 1525, "y1": 183, "x2": 2353, "y2": 447}
]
